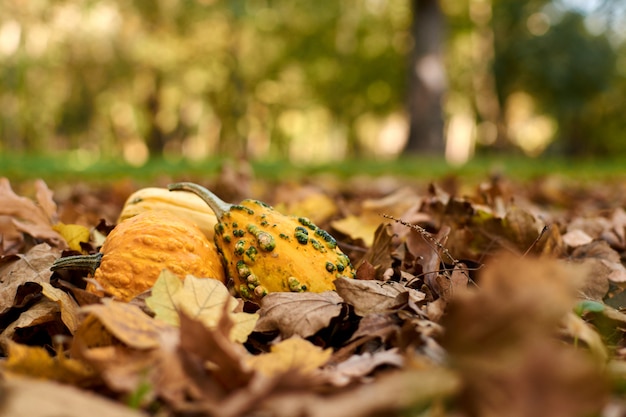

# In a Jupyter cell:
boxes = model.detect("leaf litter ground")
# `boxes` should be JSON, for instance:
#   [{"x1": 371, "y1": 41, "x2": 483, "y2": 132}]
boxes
[{"x1": 1, "y1": 171, "x2": 626, "y2": 416}]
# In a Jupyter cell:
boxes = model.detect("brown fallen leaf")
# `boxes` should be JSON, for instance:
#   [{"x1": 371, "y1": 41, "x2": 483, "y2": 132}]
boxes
[
  {"x1": 178, "y1": 310, "x2": 253, "y2": 392},
  {"x1": 79, "y1": 298, "x2": 171, "y2": 350},
  {"x1": 254, "y1": 291, "x2": 344, "y2": 338},
  {"x1": 0, "y1": 178, "x2": 65, "y2": 250},
  {"x1": 0, "y1": 373, "x2": 147, "y2": 417},
  {"x1": 441, "y1": 254, "x2": 607, "y2": 417},
  {"x1": 355, "y1": 223, "x2": 396, "y2": 281},
  {"x1": 258, "y1": 366, "x2": 460, "y2": 417},
  {"x1": 321, "y1": 348, "x2": 405, "y2": 387},
  {"x1": 571, "y1": 240, "x2": 626, "y2": 283},
  {"x1": 334, "y1": 277, "x2": 425, "y2": 316},
  {"x1": 0, "y1": 298, "x2": 65, "y2": 349},
  {"x1": 405, "y1": 224, "x2": 451, "y2": 292},
  {"x1": 40, "y1": 282, "x2": 81, "y2": 334},
  {"x1": 0, "y1": 243, "x2": 61, "y2": 315}
]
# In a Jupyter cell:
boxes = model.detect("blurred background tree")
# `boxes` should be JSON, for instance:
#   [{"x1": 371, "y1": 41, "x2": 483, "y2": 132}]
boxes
[{"x1": 0, "y1": 0, "x2": 624, "y2": 166}]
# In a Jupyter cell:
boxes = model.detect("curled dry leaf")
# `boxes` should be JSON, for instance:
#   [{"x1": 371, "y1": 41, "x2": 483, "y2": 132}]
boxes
[
  {"x1": 255, "y1": 291, "x2": 344, "y2": 338},
  {"x1": 334, "y1": 277, "x2": 425, "y2": 316},
  {"x1": 0, "y1": 299, "x2": 63, "y2": 349}
]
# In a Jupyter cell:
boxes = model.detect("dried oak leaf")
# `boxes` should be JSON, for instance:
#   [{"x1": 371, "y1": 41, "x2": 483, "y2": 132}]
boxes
[
  {"x1": 247, "y1": 337, "x2": 332, "y2": 377},
  {"x1": 0, "y1": 178, "x2": 65, "y2": 249},
  {"x1": 255, "y1": 291, "x2": 343, "y2": 338},
  {"x1": 145, "y1": 270, "x2": 258, "y2": 343},
  {"x1": 334, "y1": 277, "x2": 425, "y2": 317}
]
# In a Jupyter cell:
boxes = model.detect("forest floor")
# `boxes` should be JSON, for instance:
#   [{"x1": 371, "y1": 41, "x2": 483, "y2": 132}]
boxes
[{"x1": 1, "y1": 158, "x2": 626, "y2": 416}]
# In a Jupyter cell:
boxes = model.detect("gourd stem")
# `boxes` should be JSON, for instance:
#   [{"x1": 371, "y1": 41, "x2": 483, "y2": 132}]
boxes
[
  {"x1": 50, "y1": 253, "x2": 103, "y2": 275},
  {"x1": 168, "y1": 182, "x2": 232, "y2": 218}
]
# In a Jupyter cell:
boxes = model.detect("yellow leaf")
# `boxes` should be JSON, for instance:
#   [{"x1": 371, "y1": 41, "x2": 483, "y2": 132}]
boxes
[
  {"x1": 247, "y1": 337, "x2": 332, "y2": 376},
  {"x1": 146, "y1": 270, "x2": 258, "y2": 343},
  {"x1": 2, "y1": 341, "x2": 94, "y2": 384},
  {"x1": 282, "y1": 192, "x2": 338, "y2": 225},
  {"x1": 331, "y1": 213, "x2": 386, "y2": 247},
  {"x1": 80, "y1": 298, "x2": 171, "y2": 349},
  {"x1": 52, "y1": 222, "x2": 91, "y2": 252}
]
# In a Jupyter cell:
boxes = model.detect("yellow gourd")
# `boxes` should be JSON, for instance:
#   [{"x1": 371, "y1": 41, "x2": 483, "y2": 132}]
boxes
[
  {"x1": 118, "y1": 187, "x2": 218, "y2": 239},
  {"x1": 169, "y1": 182, "x2": 355, "y2": 303},
  {"x1": 51, "y1": 210, "x2": 225, "y2": 301}
]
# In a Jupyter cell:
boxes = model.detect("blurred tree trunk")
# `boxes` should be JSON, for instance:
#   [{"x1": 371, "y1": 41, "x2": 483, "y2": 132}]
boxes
[
  {"x1": 146, "y1": 73, "x2": 166, "y2": 157},
  {"x1": 404, "y1": 0, "x2": 446, "y2": 155}
]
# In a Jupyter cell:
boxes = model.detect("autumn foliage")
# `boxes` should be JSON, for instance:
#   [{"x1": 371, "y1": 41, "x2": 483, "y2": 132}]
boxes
[{"x1": 1, "y1": 174, "x2": 626, "y2": 416}]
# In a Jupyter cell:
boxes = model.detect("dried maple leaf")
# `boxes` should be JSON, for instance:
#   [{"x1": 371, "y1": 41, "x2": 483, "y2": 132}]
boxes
[
  {"x1": 145, "y1": 270, "x2": 258, "y2": 343},
  {"x1": 254, "y1": 291, "x2": 343, "y2": 338},
  {"x1": 247, "y1": 337, "x2": 332, "y2": 377}
]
